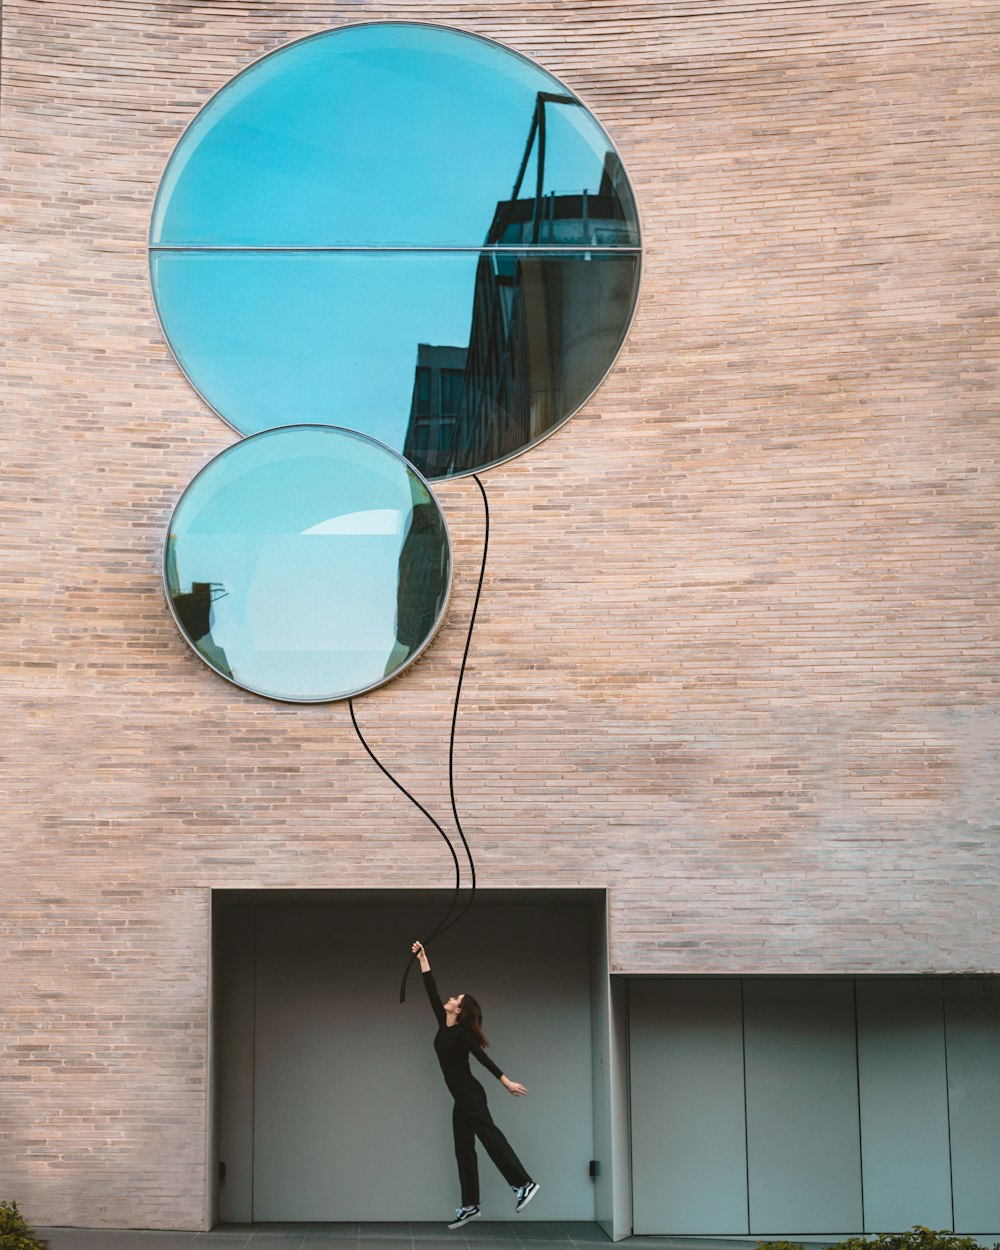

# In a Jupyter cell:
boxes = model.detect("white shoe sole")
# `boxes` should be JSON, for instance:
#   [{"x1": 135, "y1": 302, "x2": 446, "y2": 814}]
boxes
[
  {"x1": 515, "y1": 1183, "x2": 540, "y2": 1213},
  {"x1": 448, "y1": 1211, "x2": 481, "y2": 1229}
]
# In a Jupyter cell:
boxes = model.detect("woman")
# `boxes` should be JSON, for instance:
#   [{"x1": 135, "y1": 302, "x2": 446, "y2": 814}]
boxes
[{"x1": 411, "y1": 940, "x2": 540, "y2": 1228}]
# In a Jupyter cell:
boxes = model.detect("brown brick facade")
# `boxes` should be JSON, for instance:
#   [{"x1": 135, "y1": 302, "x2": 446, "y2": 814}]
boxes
[{"x1": 3, "y1": 0, "x2": 998, "y2": 1229}]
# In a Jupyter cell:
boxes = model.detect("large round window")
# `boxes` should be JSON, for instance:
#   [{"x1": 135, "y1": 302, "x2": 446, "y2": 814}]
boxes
[
  {"x1": 149, "y1": 22, "x2": 641, "y2": 479},
  {"x1": 164, "y1": 426, "x2": 451, "y2": 702}
]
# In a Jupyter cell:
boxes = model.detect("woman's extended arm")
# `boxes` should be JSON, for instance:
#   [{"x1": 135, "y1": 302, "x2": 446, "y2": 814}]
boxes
[
  {"x1": 412, "y1": 941, "x2": 446, "y2": 1027},
  {"x1": 465, "y1": 1037, "x2": 529, "y2": 1096}
]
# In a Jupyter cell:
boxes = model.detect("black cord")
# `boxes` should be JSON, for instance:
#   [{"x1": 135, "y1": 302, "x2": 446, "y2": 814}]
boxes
[
  {"x1": 348, "y1": 698, "x2": 462, "y2": 887},
  {"x1": 435, "y1": 473, "x2": 489, "y2": 939},
  {"x1": 347, "y1": 474, "x2": 490, "y2": 1002},
  {"x1": 348, "y1": 700, "x2": 465, "y2": 995}
]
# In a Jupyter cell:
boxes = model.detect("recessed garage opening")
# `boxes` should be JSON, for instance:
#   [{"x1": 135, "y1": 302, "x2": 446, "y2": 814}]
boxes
[{"x1": 211, "y1": 889, "x2": 610, "y2": 1226}]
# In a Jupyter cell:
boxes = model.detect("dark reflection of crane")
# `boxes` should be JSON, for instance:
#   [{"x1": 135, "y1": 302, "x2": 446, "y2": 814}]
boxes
[
  {"x1": 165, "y1": 540, "x2": 234, "y2": 678},
  {"x1": 507, "y1": 92, "x2": 577, "y2": 244},
  {"x1": 403, "y1": 91, "x2": 639, "y2": 478},
  {"x1": 172, "y1": 582, "x2": 228, "y2": 641},
  {"x1": 487, "y1": 91, "x2": 638, "y2": 248}
]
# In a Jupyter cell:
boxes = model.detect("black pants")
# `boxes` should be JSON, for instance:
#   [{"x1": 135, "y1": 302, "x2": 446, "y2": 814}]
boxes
[{"x1": 451, "y1": 1079, "x2": 531, "y2": 1207}]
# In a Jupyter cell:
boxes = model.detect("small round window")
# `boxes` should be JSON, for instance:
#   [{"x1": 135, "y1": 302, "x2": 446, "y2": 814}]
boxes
[
  {"x1": 149, "y1": 22, "x2": 641, "y2": 479},
  {"x1": 164, "y1": 426, "x2": 451, "y2": 702}
]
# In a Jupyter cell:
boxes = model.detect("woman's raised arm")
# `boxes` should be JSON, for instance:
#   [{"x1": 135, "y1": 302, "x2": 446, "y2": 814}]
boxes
[
  {"x1": 412, "y1": 940, "x2": 446, "y2": 1026},
  {"x1": 412, "y1": 940, "x2": 431, "y2": 973}
]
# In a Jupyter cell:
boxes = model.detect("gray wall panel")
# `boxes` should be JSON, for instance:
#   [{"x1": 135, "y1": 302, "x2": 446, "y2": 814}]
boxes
[
  {"x1": 591, "y1": 905, "x2": 634, "y2": 1240},
  {"x1": 216, "y1": 906, "x2": 255, "y2": 1223},
  {"x1": 947, "y1": 982, "x2": 1000, "y2": 1232},
  {"x1": 744, "y1": 979, "x2": 862, "y2": 1233},
  {"x1": 630, "y1": 979, "x2": 748, "y2": 1234},
  {"x1": 591, "y1": 900, "x2": 615, "y2": 1238},
  {"x1": 850, "y1": 975, "x2": 955, "y2": 1230},
  {"x1": 857, "y1": 978, "x2": 952, "y2": 1232},
  {"x1": 609, "y1": 978, "x2": 633, "y2": 1241}
]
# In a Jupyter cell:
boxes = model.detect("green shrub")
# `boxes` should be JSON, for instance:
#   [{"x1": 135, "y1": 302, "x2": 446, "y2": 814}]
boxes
[
  {"x1": 0, "y1": 1200, "x2": 47, "y2": 1250},
  {"x1": 758, "y1": 1229, "x2": 1000, "y2": 1250},
  {"x1": 836, "y1": 1231, "x2": 998, "y2": 1250}
]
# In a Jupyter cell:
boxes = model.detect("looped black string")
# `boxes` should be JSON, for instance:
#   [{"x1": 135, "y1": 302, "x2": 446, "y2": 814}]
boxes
[
  {"x1": 348, "y1": 700, "x2": 464, "y2": 995},
  {"x1": 348, "y1": 698, "x2": 462, "y2": 888},
  {"x1": 347, "y1": 474, "x2": 490, "y2": 1002},
  {"x1": 437, "y1": 473, "x2": 489, "y2": 938}
]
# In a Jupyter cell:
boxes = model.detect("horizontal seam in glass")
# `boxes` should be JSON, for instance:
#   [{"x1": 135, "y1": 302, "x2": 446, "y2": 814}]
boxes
[{"x1": 148, "y1": 245, "x2": 642, "y2": 252}]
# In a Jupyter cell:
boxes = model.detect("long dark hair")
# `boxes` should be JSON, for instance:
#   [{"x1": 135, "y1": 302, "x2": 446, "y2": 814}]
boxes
[{"x1": 458, "y1": 994, "x2": 490, "y2": 1048}]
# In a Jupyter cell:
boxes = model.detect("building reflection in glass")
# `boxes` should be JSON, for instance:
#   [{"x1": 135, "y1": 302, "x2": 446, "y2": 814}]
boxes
[
  {"x1": 440, "y1": 251, "x2": 637, "y2": 477},
  {"x1": 164, "y1": 426, "x2": 450, "y2": 702},
  {"x1": 404, "y1": 344, "x2": 469, "y2": 479},
  {"x1": 403, "y1": 94, "x2": 640, "y2": 476},
  {"x1": 385, "y1": 475, "x2": 452, "y2": 678}
]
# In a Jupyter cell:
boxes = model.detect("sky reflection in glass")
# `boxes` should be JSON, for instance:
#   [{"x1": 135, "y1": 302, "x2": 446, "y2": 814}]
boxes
[
  {"x1": 150, "y1": 23, "x2": 639, "y2": 247},
  {"x1": 164, "y1": 426, "x2": 450, "y2": 701}
]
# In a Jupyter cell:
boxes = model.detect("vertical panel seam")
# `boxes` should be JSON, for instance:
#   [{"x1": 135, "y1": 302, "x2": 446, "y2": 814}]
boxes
[
  {"x1": 853, "y1": 978, "x2": 865, "y2": 1234},
  {"x1": 251, "y1": 905, "x2": 257, "y2": 1223},
  {"x1": 942, "y1": 979, "x2": 956, "y2": 1232},
  {"x1": 740, "y1": 978, "x2": 750, "y2": 1236},
  {"x1": 624, "y1": 977, "x2": 634, "y2": 1236},
  {"x1": 205, "y1": 892, "x2": 215, "y2": 1229}
]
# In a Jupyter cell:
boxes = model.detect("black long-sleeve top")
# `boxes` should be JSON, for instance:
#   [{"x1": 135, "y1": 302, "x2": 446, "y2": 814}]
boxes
[{"x1": 423, "y1": 969, "x2": 504, "y2": 1095}]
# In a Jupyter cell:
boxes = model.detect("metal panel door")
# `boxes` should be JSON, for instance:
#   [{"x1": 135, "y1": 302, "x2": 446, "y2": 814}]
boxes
[
  {"x1": 629, "y1": 979, "x2": 748, "y2": 1234},
  {"x1": 947, "y1": 981, "x2": 1000, "y2": 1232},
  {"x1": 744, "y1": 979, "x2": 863, "y2": 1234},
  {"x1": 856, "y1": 978, "x2": 952, "y2": 1231}
]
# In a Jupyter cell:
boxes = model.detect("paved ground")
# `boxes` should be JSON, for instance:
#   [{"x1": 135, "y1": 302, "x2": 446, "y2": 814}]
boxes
[
  {"x1": 31, "y1": 1221, "x2": 607, "y2": 1250},
  {"x1": 29, "y1": 1223, "x2": 759, "y2": 1250}
]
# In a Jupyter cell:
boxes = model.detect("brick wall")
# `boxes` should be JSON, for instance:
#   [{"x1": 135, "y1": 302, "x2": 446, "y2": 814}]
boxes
[{"x1": 3, "y1": 0, "x2": 998, "y2": 1229}]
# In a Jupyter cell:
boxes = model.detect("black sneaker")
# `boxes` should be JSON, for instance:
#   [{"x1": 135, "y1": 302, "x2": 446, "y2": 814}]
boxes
[
  {"x1": 514, "y1": 1181, "x2": 540, "y2": 1213},
  {"x1": 448, "y1": 1205, "x2": 481, "y2": 1229}
]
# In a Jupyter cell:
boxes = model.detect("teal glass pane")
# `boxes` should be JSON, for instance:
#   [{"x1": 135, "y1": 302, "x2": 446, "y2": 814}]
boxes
[
  {"x1": 149, "y1": 23, "x2": 639, "y2": 248},
  {"x1": 164, "y1": 426, "x2": 451, "y2": 702},
  {"x1": 150, "y1": 249, "x2": 640, "y2": 478}
]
